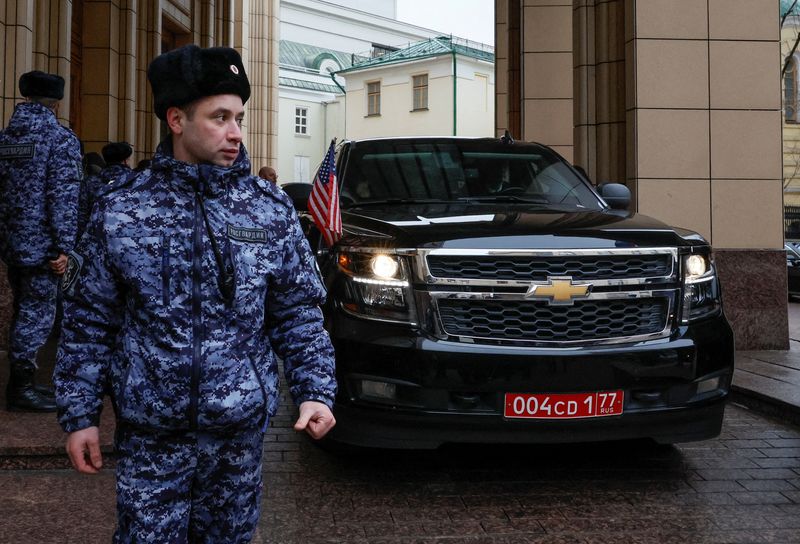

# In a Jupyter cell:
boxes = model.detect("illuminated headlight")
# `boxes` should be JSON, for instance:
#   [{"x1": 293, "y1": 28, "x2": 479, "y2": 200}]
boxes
[
  {"x1": 337, "y1": 250, "x2": 415, "y2": 323},
  {"x1": 681, "y1": 253, "x2": 721, "y2": 323},
  {"x1": 685, "y1": 255, "x2": 708, "y2": 278},
  {"x1": 371, "y1": 254, "x2": 399, "y2": 279}
]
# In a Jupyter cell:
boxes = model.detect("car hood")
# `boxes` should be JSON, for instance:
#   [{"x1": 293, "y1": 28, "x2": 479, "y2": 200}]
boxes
[{"x1": 340, "y1": 203, "x2": 706, "y2": 249}]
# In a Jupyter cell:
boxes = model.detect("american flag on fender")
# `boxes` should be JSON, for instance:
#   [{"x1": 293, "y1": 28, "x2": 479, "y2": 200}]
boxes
[{"x1": 308, "y1": 141, "x2": 342, "y2": 247}]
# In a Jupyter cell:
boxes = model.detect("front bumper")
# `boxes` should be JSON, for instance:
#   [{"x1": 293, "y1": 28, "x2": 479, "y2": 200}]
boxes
[
  {"x1": 327, "y1": 312, "x2": 734, "y2": 449},
  {"x1": 330, "y1": 399, "x2": 726, "y2": 449}
]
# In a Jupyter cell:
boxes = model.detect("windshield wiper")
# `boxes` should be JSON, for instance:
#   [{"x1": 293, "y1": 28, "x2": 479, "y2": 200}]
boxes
[
  {"x1": 458, "y1": 196, "x2": 551, "y2": 204},
  {"x1": 345, "y1": 198, "x2": 451, "y2": 207}
]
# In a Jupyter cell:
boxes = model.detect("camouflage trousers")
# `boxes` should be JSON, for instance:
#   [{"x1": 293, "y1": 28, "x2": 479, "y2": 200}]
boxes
[
  {"x1": 113, "y1": 424, "x2": 265, "y2": 544},
  {"x1": 6, "y1": 267, "x2": 59, "y2": 366}
]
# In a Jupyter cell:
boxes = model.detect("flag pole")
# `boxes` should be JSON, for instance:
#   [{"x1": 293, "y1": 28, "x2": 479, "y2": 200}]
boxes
[{"x1": 308, "y1": 139, "x2": 342, "y2": 247}]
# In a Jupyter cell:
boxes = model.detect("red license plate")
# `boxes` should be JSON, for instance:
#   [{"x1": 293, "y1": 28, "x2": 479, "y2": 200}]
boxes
[{"x1": 504, "y1": 390, "x2": 624, "y2": 419}]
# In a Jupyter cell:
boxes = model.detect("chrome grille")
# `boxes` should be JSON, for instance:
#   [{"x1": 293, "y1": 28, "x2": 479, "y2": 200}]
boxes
[
  {"x1": 436, "y1": 298, "x2": 668, "y2": 343},
  {"x1": 426, "y1": 254, "x2": 672, "y2": 281}
]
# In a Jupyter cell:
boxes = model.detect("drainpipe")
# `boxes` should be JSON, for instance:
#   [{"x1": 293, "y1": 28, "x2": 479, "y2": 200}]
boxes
[
  {"x1": 330, "y1": 72, "x2": 347, "y2": 139},
  {"x1": 330, "y1": 72, "x2": 346, "y2": 95},
  {"x1": 452, "y1": 48, "x2": 457, "y2": 136},
  {"x1": 321, "y1": 101, "x2": 328, "y2": 148}
]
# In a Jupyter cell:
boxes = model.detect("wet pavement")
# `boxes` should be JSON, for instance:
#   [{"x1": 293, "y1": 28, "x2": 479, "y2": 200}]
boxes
[
  {"x1": 256, "y1": 393, "x2": 800, "y2": 544},
  {"x1": 1, "y1": 386, "x2": 799, "y2": 543},
  {"x1": 732, "y1": 302, "x2": 800, "y2": 426},
  {"x1": 2, "y1": 308, "x2": 800, "y2": 543}
]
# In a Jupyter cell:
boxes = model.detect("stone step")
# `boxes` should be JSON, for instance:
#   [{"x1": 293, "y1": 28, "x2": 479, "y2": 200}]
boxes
[{"x1": 0, "y1": 349, "x2": 116, "y2": 470}]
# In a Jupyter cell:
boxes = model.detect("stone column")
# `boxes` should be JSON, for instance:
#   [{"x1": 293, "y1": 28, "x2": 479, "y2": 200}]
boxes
[
  {"x1": 627, "y1": 0, "x2": 785, "y2": 349},
  {"x1": 574, "y1": 0, "x2": 625, "y2": 184},
  {"x1": 1, "y1": 0, "x2": 35, "y2": 126},
  {"x1": 232, "y1": 0, "x2": 251, "y2": 160},
  {"x1": 135, "y1": 0, "x2": 161, "y2": 160},
  {"x1": 81, "y1": 0, "x2": 138, "y2": 152},
  {"x1": 522, "y1": 0, "x2": 574, "y2": 161},
  {"x1": 32, "y1": 0, "x2": 74, "y2": 126},
  {"x1": 495, "y1": 0, "x2": 511, "y2": 136},
  {"x1": 232, "y1": 0, "x2": 277, "y2": 172}
]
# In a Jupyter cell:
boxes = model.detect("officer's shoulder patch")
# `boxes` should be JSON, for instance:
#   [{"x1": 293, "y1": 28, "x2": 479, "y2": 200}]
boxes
[
  {"x1": 227, "y1": 224, "x2": 268, "y2": 243},
  {"x1": 0, "y1": 144, "x2": 34, "y2": 160},
  {"x1": 62, "y1": 251, "x2": 84, "y2": 294}
]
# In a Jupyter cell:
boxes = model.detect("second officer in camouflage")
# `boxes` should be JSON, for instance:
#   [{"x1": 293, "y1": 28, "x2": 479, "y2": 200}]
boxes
[
  {"x1": 55, "y1": 45, "x2": 337, "y2": 543},
  {"x1": 0, "y1": 70, "x2": 81, "y2": 412},
  {"x1": 77, "y1": 140, "x2": 134, "y2": 235}
]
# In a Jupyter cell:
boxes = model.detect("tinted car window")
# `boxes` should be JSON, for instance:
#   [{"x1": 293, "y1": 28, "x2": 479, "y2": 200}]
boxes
[{"x1": 340, "y1": 140, "x2": 604, "y2": 210}]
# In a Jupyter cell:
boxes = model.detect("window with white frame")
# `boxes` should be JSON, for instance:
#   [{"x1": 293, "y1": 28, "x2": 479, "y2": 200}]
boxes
[
  {"x1": 295, "y1": 107, "x2": 308, "y2": 135},
  {"x1": 293, "y1": 156, "x2": 310, "y2": 183},
  {"x1": 367, "y1": 81, "x2": 381, "y2": 116},
  {"x1": 412, "y1": 74, "x2": 428, "y2": 110},
  {"x1": 786, "y1": 57, "x2": 798, "y2": 123}
]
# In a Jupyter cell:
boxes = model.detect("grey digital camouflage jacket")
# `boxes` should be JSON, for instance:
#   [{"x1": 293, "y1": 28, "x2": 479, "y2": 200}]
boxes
[
  {"x1": 55, "y1": 139, "x2": 336, "y2": 433},
  {"x1": 0, "y1": 102, "x2": 82, "y2": 267},
  {"x1": 78, "y1": 163, "x2": 133, "y2": 236}
]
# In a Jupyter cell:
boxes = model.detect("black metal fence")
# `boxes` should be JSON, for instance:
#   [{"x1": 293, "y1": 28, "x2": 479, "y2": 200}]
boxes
[{"x1": 786, "y1": 205, "x2": 800, "y2": 239}]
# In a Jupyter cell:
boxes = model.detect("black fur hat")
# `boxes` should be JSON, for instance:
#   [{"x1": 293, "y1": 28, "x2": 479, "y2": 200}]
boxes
[
  {"x1": 19, "y1": 71, "x2": 65, "y2": 100},
  {"x1": 147, "y1": 45, "x2": 250, "y2": 120},
  {"x1": 101, "y1": 141, "x2": 133, "y2": 164}
]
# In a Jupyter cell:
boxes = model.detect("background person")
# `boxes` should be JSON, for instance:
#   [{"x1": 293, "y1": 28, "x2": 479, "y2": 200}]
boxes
[
  {"x1": 258, "y1": 165, "x2": 278, "y2": 184},
  {"x1": 82, "y1": 151, "x2": 105, "y2": 178},
  {"x1": 78, "y1": 141, "x2": 133, "y2": 234},
  {"x1": 0, "y1": 70, "x2": 82, "y2": 412}
]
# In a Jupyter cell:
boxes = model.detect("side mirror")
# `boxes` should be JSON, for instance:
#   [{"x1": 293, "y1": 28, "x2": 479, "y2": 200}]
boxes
[
  {"x1": 281, "y1": 182, "x2": 312, "y2": 213},
  {"x1": 598, "y1": 183, "x2": 631, "y2": 211}
]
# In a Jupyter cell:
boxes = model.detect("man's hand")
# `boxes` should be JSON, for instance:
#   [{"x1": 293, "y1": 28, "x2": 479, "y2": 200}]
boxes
[
  {"x1": 49, "y1": 253, "x2": 68, "y2": 275},
  {"x1": 293, "y1": 401, "x2": 336, "y2": 440},
  {"x1": 65, "y1": 426, "x2": 103, "y2": 474}
]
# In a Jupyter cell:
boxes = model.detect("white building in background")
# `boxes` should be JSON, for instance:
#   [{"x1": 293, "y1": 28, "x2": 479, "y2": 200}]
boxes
[
  {"x1": 335, "y1": 37, "x2": 495, "y2": 140},
  {"x1": 277, "y1": 0, "x2": 431, "y2": 184},
  {"x1": 277, "y1": 0, "x2": 494, "y2": 184}
]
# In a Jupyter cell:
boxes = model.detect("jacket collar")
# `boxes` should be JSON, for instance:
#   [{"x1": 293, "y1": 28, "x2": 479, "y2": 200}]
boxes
[
  {"x1": 6, "y1": 102, "x2": 59, "y2": 134},
  {"x1": 150, "y1": 136, "x2": 251, "y2": 197},
  {"x1": 99, "y1": 163, "x2": 132, "y2": 183}
]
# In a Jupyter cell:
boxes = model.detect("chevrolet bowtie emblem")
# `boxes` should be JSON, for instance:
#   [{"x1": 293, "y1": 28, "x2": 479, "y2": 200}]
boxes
[{"x1": 525, "y1": 276, "x2": 592, "y2": 305}]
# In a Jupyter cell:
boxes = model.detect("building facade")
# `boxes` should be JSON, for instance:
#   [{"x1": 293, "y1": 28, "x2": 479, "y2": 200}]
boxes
[
  {"x1": 277, "y1": 0, "x2": 443, "y2": 183},
  {"x1": 336, "y1": 37, "x2": 495, "y2": 140},
  {"x1": 276, "y1": 39, "x2": 349, "y2": 183},
  {"x1": 0, "y1": 0, "x2": 789, "y2": 351},
  {"x1": 495, "y1": 0, "x2": 785, "y2": 349},
  {"x1": 784, "y1": 17, "x2": 800, "y2": 204},
  {"x1": 1, "y1": 0, "x2": 280, "y2": 167},
  {"x1": 0, "y1": 0, "x2": 281, "y2": 348}
]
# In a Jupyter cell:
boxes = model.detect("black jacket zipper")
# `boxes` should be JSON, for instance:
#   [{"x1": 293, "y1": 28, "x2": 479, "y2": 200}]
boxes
[{"x1": 189, "y1": 179, "x2": 204, "y2": 430}]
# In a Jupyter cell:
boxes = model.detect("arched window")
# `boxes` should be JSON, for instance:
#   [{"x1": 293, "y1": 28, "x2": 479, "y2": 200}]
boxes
[{"x1": 786, "y1": 56, "x2": 798, "y2": 122}]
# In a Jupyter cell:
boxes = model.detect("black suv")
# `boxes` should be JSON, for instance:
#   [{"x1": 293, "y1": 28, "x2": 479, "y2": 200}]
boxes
[{"x1": 288, "y1": 137, "x2": 734, "y2": 449}]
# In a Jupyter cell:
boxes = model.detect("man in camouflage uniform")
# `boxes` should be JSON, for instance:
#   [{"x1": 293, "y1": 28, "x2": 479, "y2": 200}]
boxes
[
  {"x1": 55, "y1": 45, "x2": 337, "y2": 543},
  {"x1": 0, "y1": 70, "x2": 81, "y2": 412},
  {"x1": 78, "y1": 141, "x2": 133, "y2": 234}
]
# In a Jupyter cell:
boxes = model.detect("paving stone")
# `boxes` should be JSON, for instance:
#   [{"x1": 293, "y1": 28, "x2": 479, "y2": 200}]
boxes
[
  {"x1": 728, "y1": 491, "x2": 793, "y2": 505},
  {"x1": 2, "y1": 361, "x2": 800, "y2": 543}
]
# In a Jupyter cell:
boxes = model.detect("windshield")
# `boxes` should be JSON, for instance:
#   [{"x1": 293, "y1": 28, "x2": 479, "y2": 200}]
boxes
[{"x1": 339, "y1": 139, "x2": 604, "y2": 210}]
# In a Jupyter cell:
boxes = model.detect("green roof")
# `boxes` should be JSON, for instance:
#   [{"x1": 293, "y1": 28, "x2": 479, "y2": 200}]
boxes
[
  {"x1": 335, "y1": 37, "x2": 494, "y2": 74},
  {"x1": 280, "y1": 40, "x2": 364, "y2": 72},
  {"x1": 279, "y1": 76, "x2": 341, "y2": 94}
]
